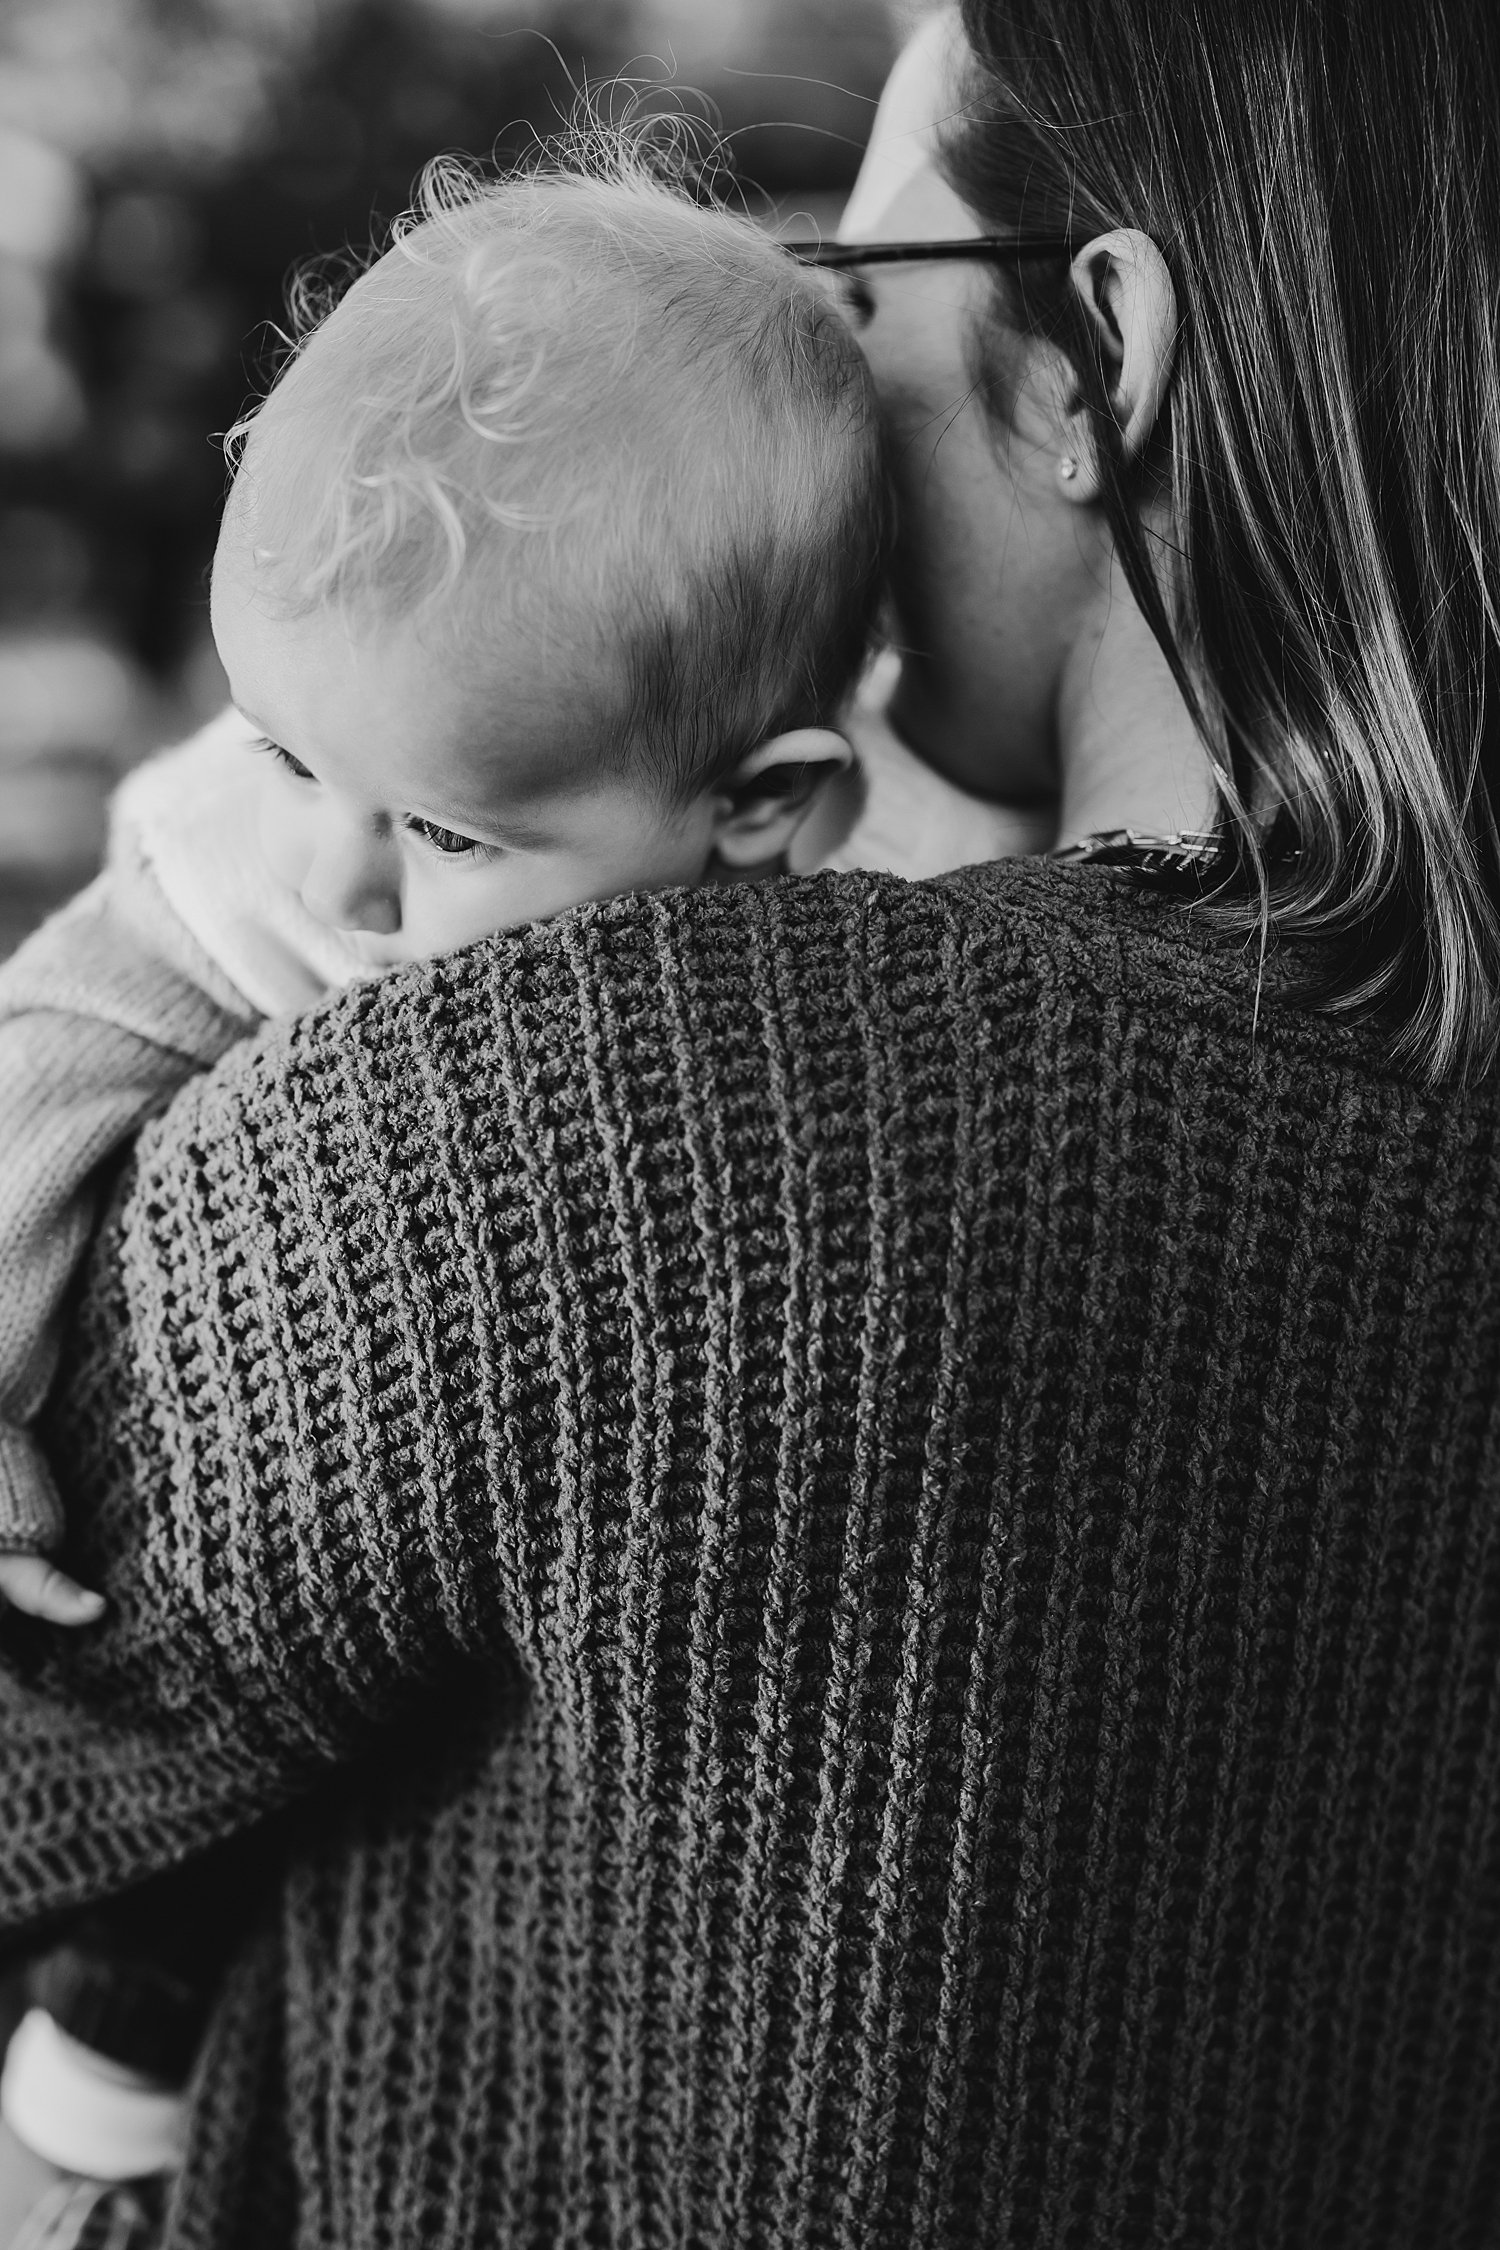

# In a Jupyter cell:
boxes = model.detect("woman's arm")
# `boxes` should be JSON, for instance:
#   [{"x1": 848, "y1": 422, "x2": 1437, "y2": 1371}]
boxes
[
  {"x1": 0, "y1": 862, "x2": 990, "y2": 1940},
  {"x1": 0, "y1": 879, "x2": 719, "y2": 1927},
  {"x1": 0, "y1": 951, "x2": 526, "y2": 1931}
]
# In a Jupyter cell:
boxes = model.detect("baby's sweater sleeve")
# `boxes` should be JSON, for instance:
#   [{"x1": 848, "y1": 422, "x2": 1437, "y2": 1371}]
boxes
[
  {"x1": 0, "y1": 712, "x2": 366, "y2": 1553},
  {"x1": 0, "y1": 812, "x2": 261, "y2": 1549}
]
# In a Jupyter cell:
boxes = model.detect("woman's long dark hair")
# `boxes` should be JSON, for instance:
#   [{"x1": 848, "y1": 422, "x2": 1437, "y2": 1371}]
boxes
[{"x1": 948, "y1": 0, "x2": 1500, "y2": 1084}]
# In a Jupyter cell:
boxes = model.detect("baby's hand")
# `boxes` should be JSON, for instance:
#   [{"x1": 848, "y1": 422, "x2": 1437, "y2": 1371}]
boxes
[{"x1": 0, "y1": 1550, "x2": 105, "y2": 1626}]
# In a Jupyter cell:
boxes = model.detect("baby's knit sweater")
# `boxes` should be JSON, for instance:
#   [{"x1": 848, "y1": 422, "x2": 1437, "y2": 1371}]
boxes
[{"x1": 3, "y1": 859, "x2": 1500, "y2": 2248}]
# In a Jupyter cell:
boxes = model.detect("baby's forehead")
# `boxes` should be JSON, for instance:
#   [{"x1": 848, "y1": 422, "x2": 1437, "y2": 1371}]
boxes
[{"x1": 213, "y1": 536, "x2": 634, "y2": 814}]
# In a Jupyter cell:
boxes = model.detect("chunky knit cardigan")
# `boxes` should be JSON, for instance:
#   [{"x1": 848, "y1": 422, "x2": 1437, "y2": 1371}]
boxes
[{"x1": 3, "y1": 859, "x2": 1500, "y2": 2249}]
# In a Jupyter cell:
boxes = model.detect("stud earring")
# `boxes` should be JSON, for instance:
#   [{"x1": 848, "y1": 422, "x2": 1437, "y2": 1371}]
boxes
[{"x1": 1059, "y1": 457, "x2": 1078, "y2": 482}]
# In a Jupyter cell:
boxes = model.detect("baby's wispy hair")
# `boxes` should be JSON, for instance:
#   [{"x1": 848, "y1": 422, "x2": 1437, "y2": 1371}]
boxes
[{"x1": 222, "y1": 119, "x2": 888, "y2": 799}]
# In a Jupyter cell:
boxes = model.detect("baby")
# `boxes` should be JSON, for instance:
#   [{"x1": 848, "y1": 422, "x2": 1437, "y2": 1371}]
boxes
[
  {"x1": 0, "y1": 155, "x2": 885, "y2": 1602},
  {"x1": 0, "y1": 152, "x2": 885, "y2": 2192}
]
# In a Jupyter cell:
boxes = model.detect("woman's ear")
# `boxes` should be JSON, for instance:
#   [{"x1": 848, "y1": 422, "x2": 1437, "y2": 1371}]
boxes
[
  {"x1": 709, "y1": 728, "x2": 854, "y2": 872},
  {"x1": 1059, "y1": 228, "x2": 1178, "y2": 493}
]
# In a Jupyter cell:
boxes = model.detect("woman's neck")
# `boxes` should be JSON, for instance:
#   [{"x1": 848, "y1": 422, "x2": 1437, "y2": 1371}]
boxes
[{"x1": 1051, "y1": 545, "x2": 1216, "y2": 848}]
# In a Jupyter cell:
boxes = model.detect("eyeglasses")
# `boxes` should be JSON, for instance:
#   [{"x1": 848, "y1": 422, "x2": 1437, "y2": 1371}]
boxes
[{"x1": 779, "y1": 235, "x2": 1077, "y2": 270}]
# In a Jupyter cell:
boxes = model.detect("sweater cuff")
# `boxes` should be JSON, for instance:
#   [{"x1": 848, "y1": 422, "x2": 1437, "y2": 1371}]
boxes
[
  {"x1": 28, "y1": 1938, "x2": 207, "y2": 2086},
  {"x1": 0, "y1": 1421, "x2": 64, "y2": 1550},
  {"x1": 1, "y1": 2011, "x2": 187, "y2": 2178}
]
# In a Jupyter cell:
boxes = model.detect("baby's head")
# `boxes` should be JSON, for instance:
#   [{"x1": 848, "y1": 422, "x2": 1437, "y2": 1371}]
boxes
[{"x1": 210, "y1": 156, "x2": 886, "y2": 965}]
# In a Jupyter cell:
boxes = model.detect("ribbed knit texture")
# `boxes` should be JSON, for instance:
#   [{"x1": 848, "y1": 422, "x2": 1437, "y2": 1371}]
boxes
[{"x1": 5, "y1": 857, "x2": 1500, "y2": 2248}]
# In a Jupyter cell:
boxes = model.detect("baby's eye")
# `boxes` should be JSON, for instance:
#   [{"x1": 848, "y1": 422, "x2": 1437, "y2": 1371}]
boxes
[
  {"x1": 251, "y1": 736, "x2": 315, "y2": 783},
  {"x1": 408, "y1": 815, "x2": 491, "y2": 858}
]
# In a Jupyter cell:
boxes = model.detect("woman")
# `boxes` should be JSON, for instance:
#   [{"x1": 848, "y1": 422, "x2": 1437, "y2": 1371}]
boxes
[{"x1": 4, "y1": 3, "x2": 1500, "y2": 2243}]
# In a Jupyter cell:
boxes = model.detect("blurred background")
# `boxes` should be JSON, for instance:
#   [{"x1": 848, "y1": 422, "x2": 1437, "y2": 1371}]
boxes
[{"x1": 0, "y1": 0, "x2": 913, "y2": 958}]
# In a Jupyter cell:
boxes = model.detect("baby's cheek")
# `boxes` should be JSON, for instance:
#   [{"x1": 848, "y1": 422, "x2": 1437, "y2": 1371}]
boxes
[
  {"x1": 410, "y1": 862, "x2": 527, "y2": 954},
  {"x1": 407, "y1": 855, "x2": 591, "y2": 959},
  {"x1": 257, "y1": 781, "x2": 311, "y2": 894}
]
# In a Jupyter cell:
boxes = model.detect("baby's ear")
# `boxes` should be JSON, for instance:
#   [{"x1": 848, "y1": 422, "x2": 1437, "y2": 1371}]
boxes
[{"x1": 710, "y1": 728, "x2": 854, "y2": 871}]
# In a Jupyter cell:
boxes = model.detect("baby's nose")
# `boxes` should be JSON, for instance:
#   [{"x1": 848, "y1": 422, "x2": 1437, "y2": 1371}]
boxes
[{"x1": 300, "y1": 824, "x2": 402, "y2": 935}]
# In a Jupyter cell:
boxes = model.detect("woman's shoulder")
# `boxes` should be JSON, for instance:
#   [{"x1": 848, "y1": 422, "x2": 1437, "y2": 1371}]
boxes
[{"x1": 151, "y1": 855, "x2": 1495, "y2": 1184}]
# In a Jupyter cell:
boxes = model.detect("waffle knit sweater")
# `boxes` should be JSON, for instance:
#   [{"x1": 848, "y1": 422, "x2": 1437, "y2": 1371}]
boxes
[{"x1": 2, "y1": 858, "x2": 1500, "y2": 2248}]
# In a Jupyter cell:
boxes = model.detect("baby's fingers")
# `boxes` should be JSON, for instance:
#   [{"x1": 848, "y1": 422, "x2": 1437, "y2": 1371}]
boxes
[{"x1": 0, "y1": 1551, "x2": 105, "y2": 1625}]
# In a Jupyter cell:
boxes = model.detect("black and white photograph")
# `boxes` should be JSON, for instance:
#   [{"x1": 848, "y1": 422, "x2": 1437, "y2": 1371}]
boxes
[{"x1": 1, "y1": 2, "x2": 1498, "y2": 2245}]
